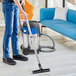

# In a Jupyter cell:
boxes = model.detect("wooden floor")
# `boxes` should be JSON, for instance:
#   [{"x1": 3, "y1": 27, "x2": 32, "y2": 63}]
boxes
[{"x1": 0, "y1": 26, "x2": 76, "y2": 76}]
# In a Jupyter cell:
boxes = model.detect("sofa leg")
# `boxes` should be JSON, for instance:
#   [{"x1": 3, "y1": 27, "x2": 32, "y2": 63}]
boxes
[
  {"x1": 41, "y1": 25, "x2": 46, "y2": 32},
  {"x1": 41, "y1": 25, "x2": 43, "y2": 32}
]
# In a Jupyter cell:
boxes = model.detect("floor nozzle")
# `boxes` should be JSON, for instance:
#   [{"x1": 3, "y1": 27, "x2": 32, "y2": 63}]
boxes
[{"x1": 32, "y1": 68, "x2": 50, "y2": 74}]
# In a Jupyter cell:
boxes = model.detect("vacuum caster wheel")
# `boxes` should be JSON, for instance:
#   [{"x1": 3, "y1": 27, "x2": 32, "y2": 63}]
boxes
[
  {"x1": 37, "y1": 49, "x2": 40, "y2": 54},
  {"x1": 20, "y1": 44, "x2": 30, "y2": 55},
  {"x1": 51, "y1": 47, "x2": 55, "y2": 49},
  {"x1": 37, "y1": 46, "x2": 41, "y2": 52}
]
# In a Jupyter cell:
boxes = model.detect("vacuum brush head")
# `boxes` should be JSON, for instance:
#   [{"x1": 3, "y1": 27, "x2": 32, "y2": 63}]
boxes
[{"x1": 32, "y1": 68, "x2": 50, "y2": 74}]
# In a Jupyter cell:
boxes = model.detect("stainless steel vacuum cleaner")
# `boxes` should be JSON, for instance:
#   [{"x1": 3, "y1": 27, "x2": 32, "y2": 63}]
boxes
[
  {"x1": 21, "y1": 25, "x2": 56, "y2": 55},
  {"x1": 20, "y1": 5, "x2": 56, "y2": 74},
  {"x1": 20, "y1": 6, "x2": 55, "y2": 55},
  {"x1": 24, "y1": 19, "x2": 50, "y2": 74},
  {"x1": 20, "y1": 21, "x2": 40, "y2": 55}
]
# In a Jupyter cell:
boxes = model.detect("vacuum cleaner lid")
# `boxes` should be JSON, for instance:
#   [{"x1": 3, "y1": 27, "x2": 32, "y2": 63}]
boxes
[{"x1": 23, "y1": 21, "x2": 38, "y2": 28}]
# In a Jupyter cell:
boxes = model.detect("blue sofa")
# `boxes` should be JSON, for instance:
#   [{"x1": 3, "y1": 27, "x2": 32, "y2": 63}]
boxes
[{"x1": 40, "y1": 8, "x2": 76, "y2": 40}]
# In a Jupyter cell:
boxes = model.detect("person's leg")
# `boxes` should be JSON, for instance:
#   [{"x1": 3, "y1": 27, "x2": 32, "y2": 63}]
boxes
[
  {"x1": 2, "y1": 3, "x2": 16, "y2": 65},
  {"x1": 11, "y1": 5, "x2": 19, "y2": 56},
  {"x1": 12, "y1": 5, "x2": 28, "y2": 61},
  {"x1": 2, "y1": 4, "x2": 14, "y2": 58}
]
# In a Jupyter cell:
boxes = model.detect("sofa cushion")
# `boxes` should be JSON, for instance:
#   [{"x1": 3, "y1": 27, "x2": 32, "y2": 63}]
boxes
[
  {"x1": 67, "y1": 9, "x2": 76, "y2": 24},
  {"x1": 41, "y1": 19, "x2": 76, "y2": 40},
  {"x1": 40, "y1": 8, "x2": 55, "y2": 21},
  {"x1": 54, "y1": 7, "x2": 68, "y2": 20}
]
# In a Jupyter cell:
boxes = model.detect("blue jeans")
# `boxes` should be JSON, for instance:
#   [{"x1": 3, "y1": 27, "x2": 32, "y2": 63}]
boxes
[{"x1": 2, "y1": 1, "x2": 19, "y2": 58}]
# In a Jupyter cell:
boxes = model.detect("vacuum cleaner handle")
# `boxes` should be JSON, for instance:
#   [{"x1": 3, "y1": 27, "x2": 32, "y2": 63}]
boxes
[
  {"x1": 21, "y1": 4, "x2": 33, "y2": 36},
  {"x1": 21, "y1": 4, "x2": 26, "y2": 12},
  {"x1": 26, "y1": 19, "x2": 32, "y2": 35}
]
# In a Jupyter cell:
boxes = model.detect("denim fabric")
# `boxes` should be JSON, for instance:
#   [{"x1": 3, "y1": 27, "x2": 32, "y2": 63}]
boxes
[
  {"x1": 2, "y1": 1, "x2": 19, "y2": 58},
  {"x1": 3, "y1": 0, "x2": 14, "y2": 4}
]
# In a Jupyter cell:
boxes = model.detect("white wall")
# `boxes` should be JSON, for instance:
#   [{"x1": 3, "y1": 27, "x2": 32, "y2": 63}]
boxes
[
  {"x1": 54, "y1": 0, "x2": 63, "y2": 7},
  {"x1": 48, "y1": 0, "x2": 54, "y2": 8},
  {"x1": 29, "y1": 0, "x2": 45, "y2": 21},
  {"x1": 48, "y1": 0, "x2": 63, "y2": 8}
]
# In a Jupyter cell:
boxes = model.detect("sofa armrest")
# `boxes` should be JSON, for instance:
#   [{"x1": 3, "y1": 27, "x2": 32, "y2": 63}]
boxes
[{"x1": 40, "y1": 8, "x2": 55, "y2": 22}]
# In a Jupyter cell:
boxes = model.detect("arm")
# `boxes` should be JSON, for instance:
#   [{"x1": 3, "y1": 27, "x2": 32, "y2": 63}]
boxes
[{"x1": 13, "y1": 0, "x2": 27, "y2": 19}]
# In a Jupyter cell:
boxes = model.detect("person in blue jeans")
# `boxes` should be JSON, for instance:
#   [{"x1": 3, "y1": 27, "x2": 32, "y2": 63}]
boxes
[{"x1": 2, "y1": 0, "x2": 28, "y2": 65}]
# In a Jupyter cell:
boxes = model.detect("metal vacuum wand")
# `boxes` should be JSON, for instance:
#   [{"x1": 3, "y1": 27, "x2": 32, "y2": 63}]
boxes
[
  {"x1": 22, "y1": 4, "x2": 50, "y2": 74},
  {"x1": 26, "y1": 19, "x2": 50, "y2": 74}
]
